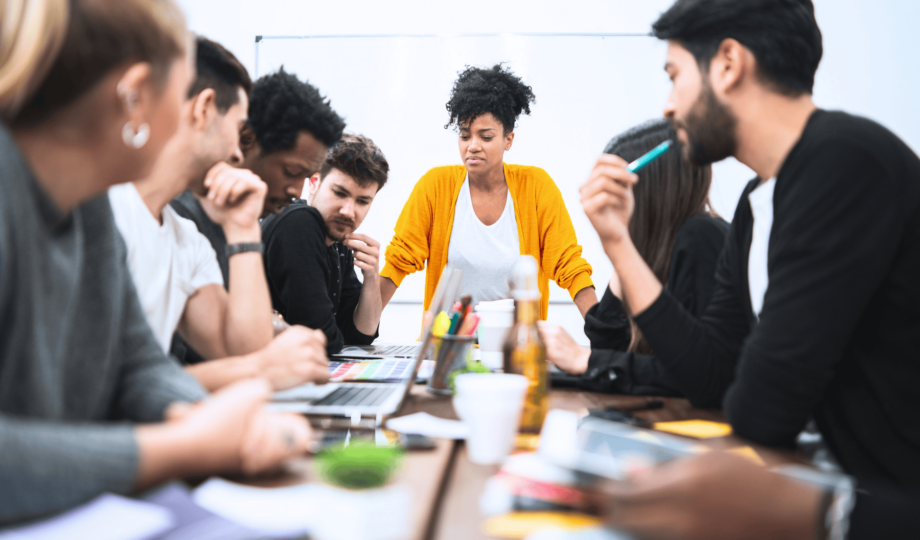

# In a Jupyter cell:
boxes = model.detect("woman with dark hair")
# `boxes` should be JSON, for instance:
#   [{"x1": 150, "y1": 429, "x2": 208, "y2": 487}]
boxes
[
  {"x1": 0, "y1": 0, "x2": 311, "y2": 524},
  {"x1": 538, "y1": 119, "x2": 727, "y2": 395},
  {"x1": 379, "y1": 64, "x2": 597, "y2": 319}
]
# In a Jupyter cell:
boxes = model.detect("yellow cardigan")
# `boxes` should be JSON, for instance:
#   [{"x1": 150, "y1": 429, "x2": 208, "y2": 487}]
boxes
[{"x1": 380, "y1": 163, "x2": 594, "y2": 319}]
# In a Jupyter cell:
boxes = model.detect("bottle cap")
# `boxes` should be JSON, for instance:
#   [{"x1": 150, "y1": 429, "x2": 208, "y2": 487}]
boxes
[{"x1": 508, "y1": 255, "x2": 541, "y2": 301}]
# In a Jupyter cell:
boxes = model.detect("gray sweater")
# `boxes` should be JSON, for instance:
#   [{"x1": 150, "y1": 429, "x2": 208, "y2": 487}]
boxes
[{"x1": 0, "y1": 125, "x2": 207, "y2": 525}]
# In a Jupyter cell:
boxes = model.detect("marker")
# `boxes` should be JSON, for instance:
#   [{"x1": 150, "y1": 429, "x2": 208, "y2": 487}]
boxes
[{"x1": 626, "y1": 140, "x2": 672, "y2": 173}]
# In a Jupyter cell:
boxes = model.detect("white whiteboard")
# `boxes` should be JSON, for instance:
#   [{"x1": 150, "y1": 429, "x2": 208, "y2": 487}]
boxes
[{"x1": 256, "y1": 34, "x2": 730, "y2": 303}]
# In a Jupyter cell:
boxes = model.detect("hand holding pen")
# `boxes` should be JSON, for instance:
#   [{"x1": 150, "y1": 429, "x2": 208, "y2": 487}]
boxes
[{"x1": 580, "y1": 140, "x2": 672, "y2": 246}]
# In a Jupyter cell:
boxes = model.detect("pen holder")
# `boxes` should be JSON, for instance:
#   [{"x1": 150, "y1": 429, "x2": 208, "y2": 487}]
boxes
[{"x1": 427, "y1": 335, "x2": 476, "y2": 395}]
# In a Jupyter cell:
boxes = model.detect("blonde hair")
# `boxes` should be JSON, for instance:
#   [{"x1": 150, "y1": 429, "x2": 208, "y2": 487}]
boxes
[
  {"x1": 0, "y1": 0, "x2": 187, "y2": 127},
  {"x1": 0, "y1": 0, "x2": 69, "y2": 122}
]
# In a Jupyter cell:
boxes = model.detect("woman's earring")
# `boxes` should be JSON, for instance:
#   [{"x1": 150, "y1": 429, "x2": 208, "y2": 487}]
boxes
[{"x1": 122, "y1": 122, "x2": 150, "y2": 149}]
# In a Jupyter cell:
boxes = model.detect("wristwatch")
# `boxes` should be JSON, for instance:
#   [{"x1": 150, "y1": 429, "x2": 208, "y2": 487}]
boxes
[{"x1": 225, "y1": 242, "x2": 263, "y2": 257}]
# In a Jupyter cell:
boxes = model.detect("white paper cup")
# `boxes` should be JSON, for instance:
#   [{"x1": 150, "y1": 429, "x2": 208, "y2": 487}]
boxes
[
  {"x1": 475, "y1": 299, "x2": 514, "y2": 327},
  {"x1": 453, "y1": 373, "x2": 528, "y2": 465},
  {"x1": 475, "y1": 300, "x2": 514, "y2": 371}
]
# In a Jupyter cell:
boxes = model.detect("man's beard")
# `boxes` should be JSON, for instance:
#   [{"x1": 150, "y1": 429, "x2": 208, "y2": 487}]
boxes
[
  {"x1": 676, "y1": 82, "x2": 738, "y2": 166},
  {"x1": 325, "y1": 218, "x2": 355, "y2": 243}
]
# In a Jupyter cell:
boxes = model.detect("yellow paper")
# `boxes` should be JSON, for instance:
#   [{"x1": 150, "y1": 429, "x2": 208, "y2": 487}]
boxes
[
  {"x1": 483, "y1": 512, "x2": 601, "y2": 539},
  {"x1": 729, "y1": 445, "x2": 766, "y2": 466},
  {"x1": 652, "y1": 420, "x2": 733, "y2": 439}
]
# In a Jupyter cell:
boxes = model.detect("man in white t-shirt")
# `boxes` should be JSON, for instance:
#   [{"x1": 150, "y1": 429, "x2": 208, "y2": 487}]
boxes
[{"x1": 110, "y1": 37, "x2": 329, "y2": 392}]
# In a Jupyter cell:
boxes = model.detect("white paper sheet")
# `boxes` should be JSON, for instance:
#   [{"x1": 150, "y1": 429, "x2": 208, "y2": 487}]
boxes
[
  {"x1": 0, "y1": 494, "x2": 173, "y2": 540},
  {"x1": 386, "y1": 412, "x2": 469, "y2": 439},
  {"x1": 193, "y1": 479, "x2": 323, "y2": 538},
  {"x1": 193, "y1": 478, "x2": 411, "y2": 540}
]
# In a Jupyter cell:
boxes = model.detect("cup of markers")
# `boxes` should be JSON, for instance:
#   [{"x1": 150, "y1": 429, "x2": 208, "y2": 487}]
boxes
[{"x1": 427, "y1": 295, "x2": 482, "y2": 395}]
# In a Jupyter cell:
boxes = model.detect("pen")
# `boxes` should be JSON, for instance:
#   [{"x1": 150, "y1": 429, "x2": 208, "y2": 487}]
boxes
[
  {"x1": 626, "y1": 140, "x2": 672, "y2": 173},
  {"x1": 454, "y1": 294, "x2": 472, "y2": 334}
]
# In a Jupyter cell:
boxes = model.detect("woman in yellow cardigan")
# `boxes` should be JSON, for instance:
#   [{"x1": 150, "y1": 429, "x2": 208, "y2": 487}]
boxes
[{"x1": 379, "y1": 65, "x2": 597, "y2": 319}]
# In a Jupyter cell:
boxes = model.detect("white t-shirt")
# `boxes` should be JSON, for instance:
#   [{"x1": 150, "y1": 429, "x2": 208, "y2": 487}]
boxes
[
  {"x1": 747, "y1": 177, "x2": 776, "y2": 318},
  {"x1": 109, "y1": 183, "x2": 224, "y2": 352},
  {"x1": 446, "y1": 176, "x2": 521, "y2": 305}
]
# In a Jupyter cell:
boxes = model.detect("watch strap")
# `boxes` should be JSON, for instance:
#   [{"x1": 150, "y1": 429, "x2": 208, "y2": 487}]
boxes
[{"x1": 225, "y1": 242, "x2": 263, "y2": 257}]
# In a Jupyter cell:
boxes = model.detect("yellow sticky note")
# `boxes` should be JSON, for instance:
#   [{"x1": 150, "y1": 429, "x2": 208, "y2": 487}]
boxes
[
  {"x1": 652, "y1": 420, "x2": 733, "y2": 439},
  {"x1": 729, "y1": 445, "x2": 766, "y2": 466},
  {"x1": 483, "y1": 512, "x2": 601, "y2": 539}
]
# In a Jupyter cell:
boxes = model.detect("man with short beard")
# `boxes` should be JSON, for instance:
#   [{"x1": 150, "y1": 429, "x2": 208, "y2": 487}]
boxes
[
  {"x1": 109, "y1": 37, "x2": 329, "y2": 392},
  {"x1": 580, "y1": 0, "x2": 920, "y2": 518},
  {"x1": 261, "y1": 134, "x2": 388, "y2": 354}
]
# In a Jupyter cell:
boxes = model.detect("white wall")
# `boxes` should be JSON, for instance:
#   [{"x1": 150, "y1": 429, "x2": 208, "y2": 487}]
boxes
[{"x1": 178, "y1": 0, "x2": 920, "y2": 343}]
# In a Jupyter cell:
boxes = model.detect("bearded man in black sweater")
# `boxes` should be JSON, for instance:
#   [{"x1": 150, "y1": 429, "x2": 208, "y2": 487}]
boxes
[
  {"x1": 261, "y1": 134, "x2": 389, "y2": 354},
  {"x1": 581, "y1": 0, "x2": 920, "y2": 538}
]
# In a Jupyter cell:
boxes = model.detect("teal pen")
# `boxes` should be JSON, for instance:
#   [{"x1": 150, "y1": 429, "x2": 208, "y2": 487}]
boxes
[{"x1": 626, "y1": 140, "x2": 672, "y2": 173}]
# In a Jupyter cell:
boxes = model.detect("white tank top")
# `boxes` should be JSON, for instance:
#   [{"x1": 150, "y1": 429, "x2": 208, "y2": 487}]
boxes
[{"x1": 447, "y1": 176, "x2": 521, "y2": 305}]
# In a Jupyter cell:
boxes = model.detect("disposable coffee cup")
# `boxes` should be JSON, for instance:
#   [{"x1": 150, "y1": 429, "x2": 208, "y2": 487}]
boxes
[
  {"x1": 475, "y1": 299, "x2": 515, "y2": 370},
  {"x1": 453, "y1": 373, "x2": 529, "y2": 465}
]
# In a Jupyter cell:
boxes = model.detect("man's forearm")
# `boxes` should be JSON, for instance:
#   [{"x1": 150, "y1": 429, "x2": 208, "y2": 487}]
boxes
[
  {"x1": 602, "y1": 238, "x2": 663, "y2": 316},
  {"x1": 379, "y1": 276, "x2": 397, "y2": 309},
  {"x1": 184, "y1": 354, "x2": 260, "y2": 392},
  {"x1": 224, "y1": 225, "x2": 273, "y2": 355},
  {"x1": 354, "y1": 276, "x2": 382, "y2": 336}
]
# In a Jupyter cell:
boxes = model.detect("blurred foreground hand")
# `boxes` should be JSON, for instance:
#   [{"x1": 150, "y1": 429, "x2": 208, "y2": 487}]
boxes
[{"x1": 603, "y1": 451, "x2": 823, "y2": 540}]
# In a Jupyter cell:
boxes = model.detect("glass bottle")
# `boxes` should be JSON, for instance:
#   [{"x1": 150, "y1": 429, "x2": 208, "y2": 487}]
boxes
[{"x1": 502, "y1": 256, "x2": 549, "y2": 433}]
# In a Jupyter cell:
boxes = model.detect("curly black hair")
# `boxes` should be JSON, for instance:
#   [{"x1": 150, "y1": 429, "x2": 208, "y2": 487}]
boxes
[
  {"x1": 444, "y1": 64, "x2": 535, "y2": 134},
  {"x1": 247, "y1": 67, "x2": 346, "y2": 152}
]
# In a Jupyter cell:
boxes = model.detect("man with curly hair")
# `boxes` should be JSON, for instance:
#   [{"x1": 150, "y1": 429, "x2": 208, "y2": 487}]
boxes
[
  {"x1": 380, "y1": 64, "x2": 597, "y2": 320},
  {"x1": 261, "y1": 134, "x2": 389, "y2": 354},
  {"x1": 171, "y1": 67, "x2": 346, "y2": 287},
  {"x1": 170, "y1": 68, "x2": 345, "y2": 364}
]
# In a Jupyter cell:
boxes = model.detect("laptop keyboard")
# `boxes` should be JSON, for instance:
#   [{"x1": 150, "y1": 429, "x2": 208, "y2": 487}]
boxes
[
  {"x1": 375, "y1": 344, "x2": 420, "y2": 356},
  {"x1": 314, "y1": 386, "x2": 398, "y2": 407}
]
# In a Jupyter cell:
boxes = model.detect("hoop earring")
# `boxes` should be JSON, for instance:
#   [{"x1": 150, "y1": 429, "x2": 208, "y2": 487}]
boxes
[{"x1": 122, "y1": 122, "x2": 150, "y2": 149}]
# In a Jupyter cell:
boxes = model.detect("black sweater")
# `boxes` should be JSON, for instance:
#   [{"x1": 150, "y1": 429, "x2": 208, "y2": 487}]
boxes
[
  {"x1": 581, "y1": 214, "x2": 728, "y2": 396},
  {"x1": 261, "y1": 201, "x2": 377, "y2": 354},
  {"x1": 634, "y1": 111, "x2": 920, "y2": 504}
]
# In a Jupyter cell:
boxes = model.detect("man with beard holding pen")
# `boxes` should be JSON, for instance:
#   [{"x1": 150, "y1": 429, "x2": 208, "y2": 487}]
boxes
[{"x1": 580, "y1": 0, "x2": 920, "y2": 537}]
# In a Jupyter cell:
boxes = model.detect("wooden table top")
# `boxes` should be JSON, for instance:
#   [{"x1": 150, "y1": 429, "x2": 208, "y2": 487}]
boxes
[
  {"x1": 242, "y1": 384, "x2": 798, "y2": 540},
  {"x1": 431, "y1": 388, "x2": 799, "y2": 540}
]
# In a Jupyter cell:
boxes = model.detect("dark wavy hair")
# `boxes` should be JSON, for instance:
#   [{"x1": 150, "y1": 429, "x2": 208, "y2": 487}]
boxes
[
  {"x1": 444, "y1": 64, "x2": 535, "y2": 134},
  {"x1": 320, "y1": 133, "x2": 389, "y2": 192},
  {"x1": 653, "y1": 0, "x2": 822, "y2": 96},
  {"x1": 187, "y1": 36, "x2": 251, "y2": 113},
  {"x1": 247, "y1": 67, "x2": 345, "y2": 152},
  {"x1": 604, "y1": 119, "x2": 714, "y2": 354}
]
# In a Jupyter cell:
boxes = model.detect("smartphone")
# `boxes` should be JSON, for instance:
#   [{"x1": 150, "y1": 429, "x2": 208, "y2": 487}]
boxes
[{"x1": 398, "y1": 433, "x2": 437, "y2": 451}]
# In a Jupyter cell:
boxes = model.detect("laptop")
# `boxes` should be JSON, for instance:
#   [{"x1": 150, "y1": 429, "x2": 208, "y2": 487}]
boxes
[
  {"x1": 269, "y1": 267, "x2": 463, "y2": 418},
  {"x1": 333, "y1": 343, "x2": 421, "y2": 359}
]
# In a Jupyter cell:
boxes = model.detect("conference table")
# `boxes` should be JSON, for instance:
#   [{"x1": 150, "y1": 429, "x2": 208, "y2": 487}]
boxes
[{"x1": 248, "y1": 384, "x2": 801, "y2": 540}]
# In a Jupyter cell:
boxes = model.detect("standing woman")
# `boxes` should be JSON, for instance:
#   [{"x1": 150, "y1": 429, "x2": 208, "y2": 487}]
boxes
[
  {"x1": 538, "y1": 120, "x2": 728, "y2": 396},
  {"x1": 0, "y1": 0, "x2": 310, "y2": 524},
  {"x1": 380, "y1": 64, "x2": 597, "y2": 319}
]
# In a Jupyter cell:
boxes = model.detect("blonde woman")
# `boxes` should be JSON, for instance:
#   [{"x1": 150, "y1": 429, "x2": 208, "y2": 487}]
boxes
[{"x1": 0, "y1": 0, "x2": 312, "y2": 524}]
